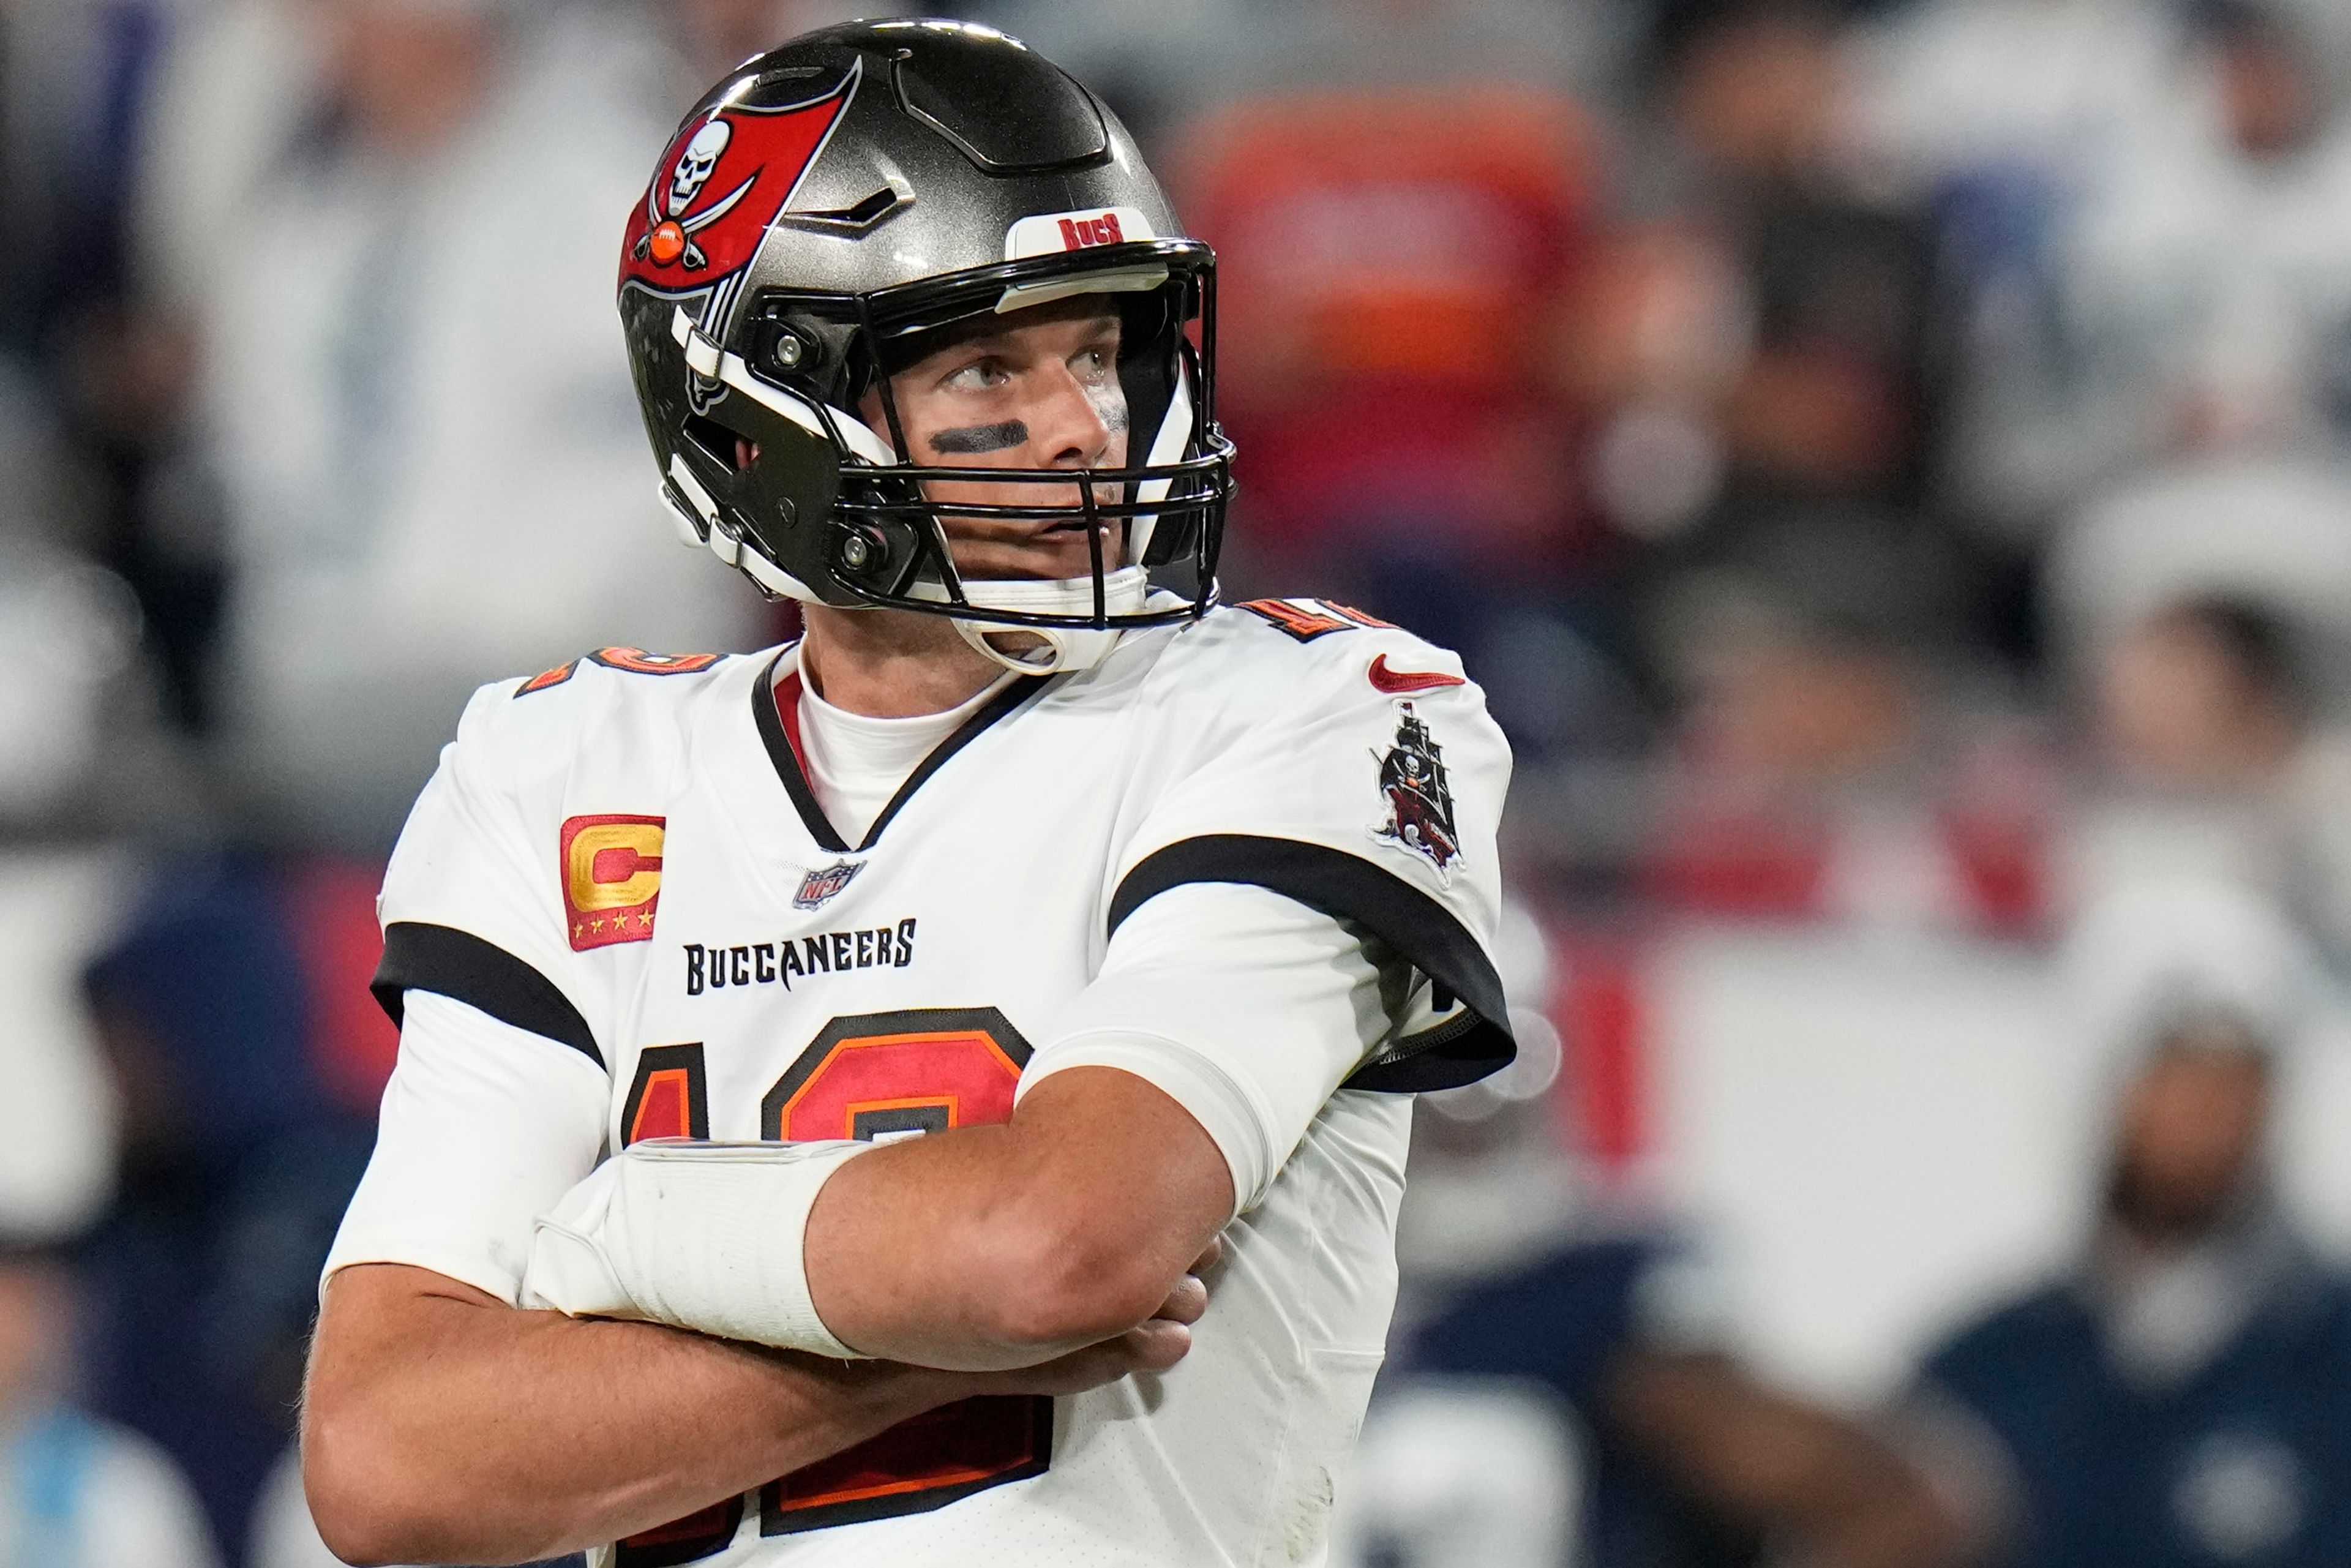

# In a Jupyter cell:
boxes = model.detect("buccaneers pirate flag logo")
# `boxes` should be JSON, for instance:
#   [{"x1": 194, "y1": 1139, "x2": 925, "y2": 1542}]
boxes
[
  {"x1": 620, "y1": 66, "x2": 857, "y2": 294},
  {"x1": 1371, "y1": 701, "x2": 1462, "y2": 880}
]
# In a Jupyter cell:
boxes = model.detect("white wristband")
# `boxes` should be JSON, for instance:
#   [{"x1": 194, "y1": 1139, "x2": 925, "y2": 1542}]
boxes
[{"x1": 520, "y1": 1138, "x2": 874, "y2": 1358}]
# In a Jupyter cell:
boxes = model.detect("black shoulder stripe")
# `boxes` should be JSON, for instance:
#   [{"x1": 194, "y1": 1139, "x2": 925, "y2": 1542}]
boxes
[
  {"x1": 1108, "y1": 835, "x2": 1514, "y2": 1093},
  {"x1": 372, "y1": 922, "x2": 606, "y2": 1071}
]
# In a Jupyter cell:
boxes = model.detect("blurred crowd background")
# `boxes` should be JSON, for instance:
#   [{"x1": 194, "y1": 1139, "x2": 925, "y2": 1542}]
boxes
[{"x1": 8, "y1": 0, "x2": 2351, "y2": 1562}]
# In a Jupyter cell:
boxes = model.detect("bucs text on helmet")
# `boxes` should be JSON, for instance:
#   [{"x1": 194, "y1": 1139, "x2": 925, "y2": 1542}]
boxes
[{"x1": 618, "y1": 18, "x2": 1235, "y2": 673}]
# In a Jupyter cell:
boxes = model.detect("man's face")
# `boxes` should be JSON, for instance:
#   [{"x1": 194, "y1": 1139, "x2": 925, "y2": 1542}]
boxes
[
  {"x1": 0, "y1": 1261, "x2": 66, "y2": 1411},
  {"x1": 860, "y1": 298, "x2": 1130, "y2": 583},
  {"x1": 2093, "y1": 609, "x2": 2293, "y2": 789},
  {"x1": 2110, "y1": 1037, "x2": 2271, "y2": 1242}
]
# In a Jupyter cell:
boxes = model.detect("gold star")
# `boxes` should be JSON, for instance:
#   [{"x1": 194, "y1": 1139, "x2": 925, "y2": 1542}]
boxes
[
  {"x1": 590, "y1": 917, "x2": 605, "y2": 933},
  {"x1": 637, "y1": 910, "x2": 655, "y2": 928},
  {"x1": 573, "y1": 923, "x2": 587, "y2": 940}
]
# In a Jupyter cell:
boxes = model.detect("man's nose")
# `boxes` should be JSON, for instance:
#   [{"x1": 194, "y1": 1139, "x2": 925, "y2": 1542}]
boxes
[{"x1": 1026, "y1": 365, "x2": 1114, "y2": 470}]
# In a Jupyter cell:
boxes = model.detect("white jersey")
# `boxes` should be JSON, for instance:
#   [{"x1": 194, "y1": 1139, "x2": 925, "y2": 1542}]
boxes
[{"x1": 326, "y1": 598, "x2": 1514, "y2": 1567}]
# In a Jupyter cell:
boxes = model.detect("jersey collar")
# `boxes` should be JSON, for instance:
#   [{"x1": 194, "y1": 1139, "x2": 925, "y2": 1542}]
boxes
[{"x1": 752, "y1": 645, "x2": 1053, "y2": 853}]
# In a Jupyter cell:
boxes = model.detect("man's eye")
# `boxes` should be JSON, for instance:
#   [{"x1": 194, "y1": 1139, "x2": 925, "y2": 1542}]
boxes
[
  {"x1": 943, "y1": 359, "x2": 1008, "y2": 391},
  {"x1": 1073, "y1": 347, "x2": 1116, "y2": 380}
]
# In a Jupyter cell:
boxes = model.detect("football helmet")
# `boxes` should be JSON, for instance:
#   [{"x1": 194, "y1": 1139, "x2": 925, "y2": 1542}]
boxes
[{"x1": 618, "y1": 18, "x2": 1234, "y2": 672}]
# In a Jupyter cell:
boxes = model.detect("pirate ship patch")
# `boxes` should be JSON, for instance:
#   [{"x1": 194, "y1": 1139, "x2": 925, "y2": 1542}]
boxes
[{"x1": 1369, "y1": 701, "x2": 1461, "y2": 882}]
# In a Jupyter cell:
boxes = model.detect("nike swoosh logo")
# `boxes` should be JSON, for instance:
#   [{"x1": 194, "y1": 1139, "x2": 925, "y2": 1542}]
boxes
[{"x1": 1368, "y1": 654, "x2": 1467, "y2": 694}]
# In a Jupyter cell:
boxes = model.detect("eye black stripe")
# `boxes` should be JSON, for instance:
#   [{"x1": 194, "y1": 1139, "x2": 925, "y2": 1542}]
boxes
[{"x1": 928, "y1": 421, "x2": 1029, "y2": 454}]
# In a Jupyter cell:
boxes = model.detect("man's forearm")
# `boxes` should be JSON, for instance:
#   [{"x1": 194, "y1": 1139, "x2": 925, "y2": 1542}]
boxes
[
  {"x1": 802, "y1": 1067, "x2": 1233, "y2": 1370},
  {"x1": 304, "y1": 1264, "x2": 951, "y2": 1566}
]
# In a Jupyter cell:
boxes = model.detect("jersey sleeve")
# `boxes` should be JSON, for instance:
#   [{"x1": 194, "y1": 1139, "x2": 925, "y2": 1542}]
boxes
[
  {"x1": 1019, "y1": 881, "x2": 1395, "y2": 1214},
  {"x1": 1115, "y1": 617, "x2": 1517, "y2": 1092},
  {"x1": 323, "y1": 990, "x2": 609, "y2": 1301},
  {"x1": 369, "y1": 680, "x2": 608, "y2": 1071}
]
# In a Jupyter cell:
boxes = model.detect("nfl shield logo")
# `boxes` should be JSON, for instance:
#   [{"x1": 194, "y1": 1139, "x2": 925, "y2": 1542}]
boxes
[{"x1": 794, "y1": 860, "x2": 863, "y2": 910}]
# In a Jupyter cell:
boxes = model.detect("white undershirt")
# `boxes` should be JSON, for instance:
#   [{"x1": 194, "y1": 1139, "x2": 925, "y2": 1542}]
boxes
[{"x1": 793, "y1": 673, "x2": 1011, "y2": 846}]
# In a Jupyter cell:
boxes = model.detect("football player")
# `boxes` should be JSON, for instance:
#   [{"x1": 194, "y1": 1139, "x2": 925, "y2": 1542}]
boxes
[{"x1": 301, "y1": 19, "x2": 1514, "y2": 1567}]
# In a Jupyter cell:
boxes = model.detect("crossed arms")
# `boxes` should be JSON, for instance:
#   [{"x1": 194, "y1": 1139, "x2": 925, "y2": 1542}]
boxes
[
  {"x1": 306, "y1": 878, "x2": 1394, "y2": 1563},
  {"x1": 302, "y1": 1065, "x2": 1232, "y2": 1566}
]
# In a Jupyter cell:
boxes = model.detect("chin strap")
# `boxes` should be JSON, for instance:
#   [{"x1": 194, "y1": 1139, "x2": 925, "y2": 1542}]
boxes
[{"x1": 931, "y1": 566, "x2": 1150, "y2": 675}]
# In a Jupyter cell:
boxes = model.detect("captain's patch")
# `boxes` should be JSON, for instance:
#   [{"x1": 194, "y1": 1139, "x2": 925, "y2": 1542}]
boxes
[{"x1": 561, "y1": 815, "x2": 665, "y2": 951}]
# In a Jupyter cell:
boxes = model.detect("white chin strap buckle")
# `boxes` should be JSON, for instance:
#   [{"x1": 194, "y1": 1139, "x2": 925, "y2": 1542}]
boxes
[{"x1": 929, "y1": 566, "x2": 1150, "y2": 675}]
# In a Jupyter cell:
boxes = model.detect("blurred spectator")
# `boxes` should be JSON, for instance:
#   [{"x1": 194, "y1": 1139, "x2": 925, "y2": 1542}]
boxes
[
  {"x1": 1580, "y1": 0, "x2": 1950, "y2": 548},
  {"x1": 0, "y1": 351, "x2": 207, "y2": 842},
  {"x1": 128, "y1": 0, "x2": 327, "y2": 329},
  {"x1": 1384, "y1": 1228, "x2": 1978, "y2": 1567},
  {"x1": 1361, "y1": 902, "x2": 1984, "y2": 1566},
  {"x1": 0, "y1": 394, "x2": 152, "y2": 833},
  {"x1": 155, "y1": 0, "x2": 767, "y2": 846},
  {"x1": 2047, "y1": 459, "x2": 2351, "y2": 688},
  {"x1": 972, "y1": 0, "x2": 1629, "y2": 143},
  {"x1": 1844, "y1": 0, "x2": 2184, "y2": 206},
  {"x1": 2091, "y1": 598, "x2": 2306, "y2": 795},
  {"x1": 78, "y1": 854, "x2": 388, "y2": 1561},
  {"x1": 2050, "y1": 519, "x2": 2351, "y2": 958},
  {"x1": 2057, "y1": 592, "x2": 2306, "y2": 923},
  {"x1": 2049, "y1": 465, "x2": 2351, "y2": 947},
  {"x1": 0, "y1": 850, "x2": 124, "y2": 1255},
  {"x1": 2, "y1": 0, "x2": 233, "y2": 735},
  {"x1": 1170, "y1": 82, "x2": 1626, "y2": 759},
  {"x1": 0, "y1": 0, "x2": 168, "y2": 357},
  {"x1": 1633, "y1": 512, "x2": 2050, "y2": 932},
  {"x1": 1894, "y1": 0, "x2": 2351, "y2": 536},
  {"x1": 1175, "y1": 86, "x2": 1602, "y2": 577},
  {"x1": 1914, "y1": 881, "x2": 2351, "y2": 1567},
  {"x1": 0, "y1": 1244, "x2": 223, "y2": 1566},
  {"x1": 1332, "y1": 1380, "x2": 1579, "y2": 1568}
]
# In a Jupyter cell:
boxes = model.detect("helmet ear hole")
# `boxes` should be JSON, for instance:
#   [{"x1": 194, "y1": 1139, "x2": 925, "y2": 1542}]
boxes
[{"x1": 681, "y1": 412, "x2": 748, "y2": 473}]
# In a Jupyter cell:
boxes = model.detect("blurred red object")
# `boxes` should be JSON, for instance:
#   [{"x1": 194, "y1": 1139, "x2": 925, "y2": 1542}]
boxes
[
  {"x1": 285, "y1": 857, "x2": 400, "y2": 1116},
  {"x1": 1553, "y1": 930, "x2": 1650, "y2": 1174},
  {"x1": 1173, "y1": 89, "x2": 1603, "y2": 563},
  {"x1": 1178, "y1": 89, "x2": 1599, "y2": 388}
]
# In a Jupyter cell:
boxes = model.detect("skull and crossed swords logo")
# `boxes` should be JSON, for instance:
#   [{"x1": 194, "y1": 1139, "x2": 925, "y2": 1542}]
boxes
[{"x1": 632, "y1": 118, "x2": 754, "y2": 271}]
